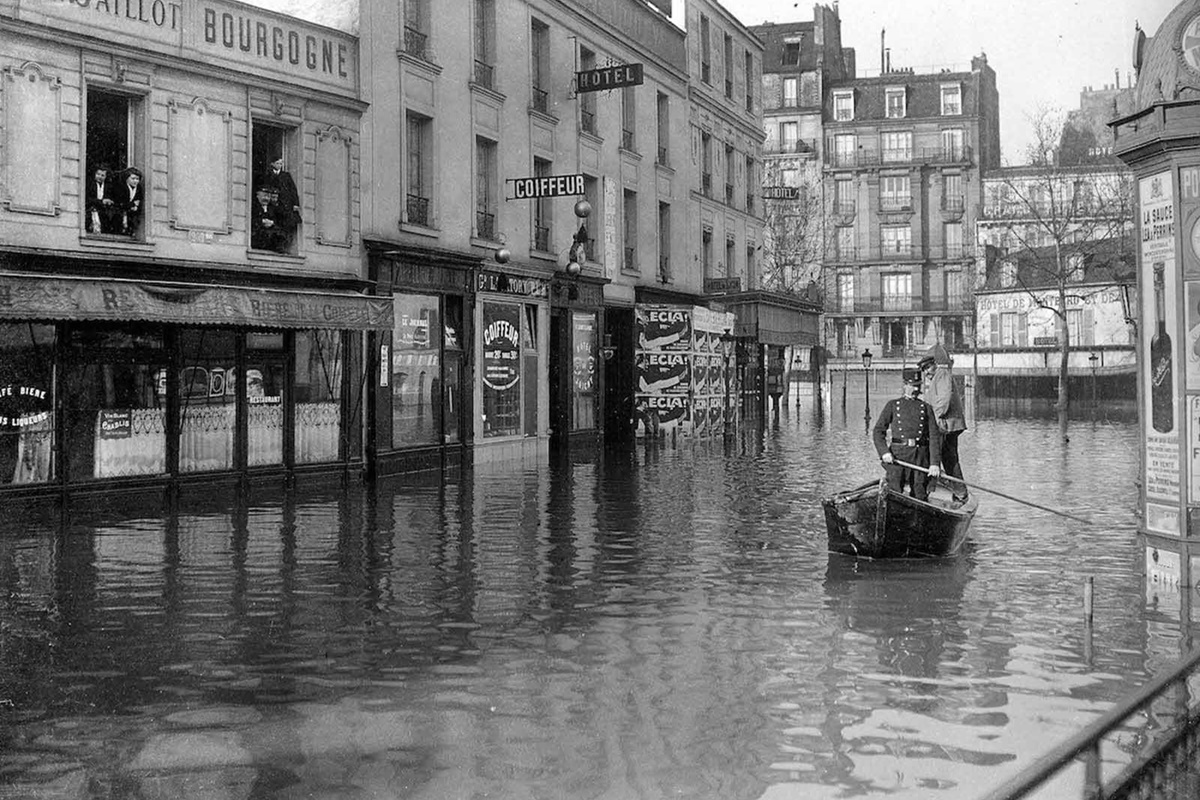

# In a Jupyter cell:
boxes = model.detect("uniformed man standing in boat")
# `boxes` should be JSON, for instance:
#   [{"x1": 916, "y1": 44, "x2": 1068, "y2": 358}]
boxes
[{"x1": 871, "y1": 367, "x2": 942, "y2": 500}]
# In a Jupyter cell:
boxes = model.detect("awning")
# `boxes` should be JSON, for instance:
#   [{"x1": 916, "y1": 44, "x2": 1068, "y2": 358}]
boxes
[{"x1": 0, "y1": 273, "x2": 393, "y2": 331}]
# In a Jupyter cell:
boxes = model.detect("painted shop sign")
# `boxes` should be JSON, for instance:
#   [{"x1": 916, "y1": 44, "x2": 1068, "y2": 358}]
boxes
[
  {"x1": 505, "y1": 174, "x2": 585, "y2": 200},
  {"x1": 29, "y1": 0, "x2": 357, "y2": 89},
  {"x1": 98, "y1": 409, "x2": 133, "y2": 440},
  {"x1": 477, "y1": 272, "x2": 549, "y2": 298},
  {"x1": 575, "y1": 63, "x2": 643, "y2": 93},
  {"x1": 0, "y1": 384, "x2": 51, "y2": 428},
  {"x1": 482, "y1": 315, "x2": 520, "y2": 391}
]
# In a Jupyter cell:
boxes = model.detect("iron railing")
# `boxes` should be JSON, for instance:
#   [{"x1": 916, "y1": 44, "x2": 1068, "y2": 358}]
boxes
[
  {"x1": 403, "y1": 26, "x2": 428, "y2": 60},
  {"x1": 657, "y1": 146, "x2": 668, "y2": 166},
  {"x1": 880, "y1": 196, "x2": 913, "y2": 212},
  {"x1": 702, "y1": 172, "x2": 712, "y2": 197},
  {"x1": 725, "y1": 183, "x2": 735, "y2": 205},
  {"x1": 621, "y1": 129, "x2": 635, "y2": 151},
  {"x1": 532, "y1": 86, "x2": 548, "y2": 113},
  {"x1": 943, "y1": 194, "x2": 966, "y2": 212},
  {"x1": 475, "y1": 210, "x2": 495, "y2": 240},
  {"x1": 825, "y1": 144, "x2": 974, "y2": 168},
  {"x1": 533, "y1": 225, "x2": 550, "y2": 252},
  {"x1": 473, "y1": 60, "x2": 494, "y2": 89},
  {"x1": 980, "y1": 646, "x2": 1200, "y2": 800},
  {"x1": 624, "y1": 247, "x2": 636, "y2": 271},
  {"x1": 581, "y1": 108, "x2": 596, "y2": 135},
  {"x1": 406, "y1": 194, "x2": 430, "y2": 226},
  {"x1": 745, "y1": 193, "x2": 755, "y2": 214},
  {"x1": 834, "y1": 201, "x2": 856, "y2": 216}
]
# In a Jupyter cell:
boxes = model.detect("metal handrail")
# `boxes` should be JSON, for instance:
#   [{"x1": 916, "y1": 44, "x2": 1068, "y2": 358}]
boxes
[{"x1": 979, "y1": 646, "x2": 1200, "y2": 800}]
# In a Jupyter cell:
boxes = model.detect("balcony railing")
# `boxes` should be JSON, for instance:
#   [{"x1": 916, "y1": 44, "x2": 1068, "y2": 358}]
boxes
[
  {"x1": 882, "y1": 293, "x2": 912, "y2": 312},
  {"x1": 942, "y1": 194, "x2": 965, "y2": 212},
  {"x1": 942, "y1": 244, "x2": 970, "y2": 259},
  {"x1": 476, "y1": 210, "x2": 496, "y2": 240},
  {"x1": 533, "y1": 225, "x2": 550, "y2": 252},
  {"x1": 657, "y1": 146, "x2": 668, "y2": 165},
  {"x1": 659, "y1": 256, "x2": 671, "y2": 281},
  {"x1": 473, "y1": 60, "x2": 494, "y2": 89},
  {"x1": 624, "y1": 247, "x2": 636, "y2": 271},
  {"x1": 403, "y1": 26, "x2": 428, "y2": 60},
  {"x1": 834, "y1": 200, "x2": 856, "y2": 216},
  {"x1": 725, "y1": 183, "x2": 735, "y2": 205},
  {"x1": 767, "y1": 139, "x2": 817, "y2": 156},
  {"x1": 406, "y1": 194, "x2": 430, "y2": 226},
  {"x1": 880, "y1": 196, "x2": 913, "y2": 212},
  {"x1": 831, "y1": 246, "x2": 857, "y2": 262},
  {"x1": 825, "y1": 144, "x2": 974, "y2": 168},
  {"x1": 701, "y1": 62, "x2": 710, "y2": 83},
  {"x1": 532, "y1": 86, "x2": 548, "y2": 113},
  {"x1": 581, "y1": 108, "x2": 596, "y2": 135},
  {"x1": 745, "y1": 193, "x2": 755, "y2": 214},
  {"x1": 925, "y1": 295, "x2": 970, "y2": 312},
  {"x1": 880, "y1": 243, "x2": 913, "y2": 258},
  {"x1": 702, "y1": 172, "x2": 712, "y2": 197},
  {"x1": 621, "y1": 129, "x2": 635, "y2": 151},
  {"x1": 725, "y1": 78, "x2": 733, "y2": 98}
]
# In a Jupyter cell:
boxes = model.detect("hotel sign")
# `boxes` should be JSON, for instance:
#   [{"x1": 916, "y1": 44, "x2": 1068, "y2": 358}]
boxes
[
  {"x1": 506, "y1": 174, "x2": 584, "y2": 200},
  {"x1": 575, "y1": 63, "x2": 644, "y2": 93}
]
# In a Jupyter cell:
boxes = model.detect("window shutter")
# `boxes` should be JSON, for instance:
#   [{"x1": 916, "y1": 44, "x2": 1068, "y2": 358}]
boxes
[
  {"x1": 1017, "y1": 314, "x2": 1027, "y2": 347},
  {"x1": 1082, "y1": 308, "x2": 1094, "y2": 346},
  {"x1": 989, "y1": 313, "x2": 1000, "y2": 347}
]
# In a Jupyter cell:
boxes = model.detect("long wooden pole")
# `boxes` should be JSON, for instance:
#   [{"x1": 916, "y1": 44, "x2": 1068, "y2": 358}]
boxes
[{"x1": 891, "y1": 458, "x2": 1094, "y2": 525}]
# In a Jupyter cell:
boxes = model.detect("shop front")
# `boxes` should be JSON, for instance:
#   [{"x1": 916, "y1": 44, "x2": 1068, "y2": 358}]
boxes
[
  {"x1": 0, "y1": 270, "x2": 390, "y2": 498},
  {"x1": 549, "y1": 275, "x2": 607, "y2": 447},
  {"x1": 367, "y1": 244, "x2": 475, "y2": 476},
  {"x1": 475, "y1": 269, "x2": 551, "y2": 464}
]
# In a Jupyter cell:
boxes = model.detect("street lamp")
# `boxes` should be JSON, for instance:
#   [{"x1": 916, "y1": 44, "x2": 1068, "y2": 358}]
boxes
[
  {"x1": 721, "y1": 327, "x2": 736, "y2": 436},
  {"x1": 861, "y1": 348, "x2": 873, "y2": 423},
  {"x1": 1089, "y1": 351, "x2": 1099, "y2": 410}
]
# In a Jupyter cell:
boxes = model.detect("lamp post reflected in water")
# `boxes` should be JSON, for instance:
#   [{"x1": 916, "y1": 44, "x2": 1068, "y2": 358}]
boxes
[
  {"x1": 1089, "y1": 351, "x2": 1099, "y2": 414},
  {"x1": 861, "y1": 348, "x2": 873, "y2": 425}
]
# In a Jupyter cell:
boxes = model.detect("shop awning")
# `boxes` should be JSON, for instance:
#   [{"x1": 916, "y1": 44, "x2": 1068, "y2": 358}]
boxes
[{"x1": 0, "y1": 273, "x2": 393, "y2": 331}]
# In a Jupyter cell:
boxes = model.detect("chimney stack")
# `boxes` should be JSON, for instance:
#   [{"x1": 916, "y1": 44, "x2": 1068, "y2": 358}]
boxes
[{"x1": 880, "y1": 28, "x2": 886, "y2": 73}]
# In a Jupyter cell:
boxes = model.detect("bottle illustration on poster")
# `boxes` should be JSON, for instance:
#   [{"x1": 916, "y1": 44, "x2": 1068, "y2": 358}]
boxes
[{"x1": 1150, "y1": 262, "x2": 1173, "y2": 433}]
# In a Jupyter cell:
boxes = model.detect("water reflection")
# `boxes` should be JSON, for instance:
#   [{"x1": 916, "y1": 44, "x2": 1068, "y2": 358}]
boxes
[{"x1": 0, "y1": 412, "x2": 1182, "y2": 799}]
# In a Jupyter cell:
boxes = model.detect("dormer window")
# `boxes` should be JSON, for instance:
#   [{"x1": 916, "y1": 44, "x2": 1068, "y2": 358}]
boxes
[
  {"x1": 941, "y1": 83, "x2": 962, "y2": 115},
  {"x1": 833, "y1": 89, "x2": 854, "y2": 121},
  {"x1": 885, "y1": 87, "x2": 906, "y2": 119}
]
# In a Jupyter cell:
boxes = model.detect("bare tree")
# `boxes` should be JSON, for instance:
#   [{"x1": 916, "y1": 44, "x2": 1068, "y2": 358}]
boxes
[
  {"x1": 984, "y1": 105, "x2": 1134, "y2": 439},
  {"x1": 759, "y1": 159, "x2": 827, "y2": 295}
]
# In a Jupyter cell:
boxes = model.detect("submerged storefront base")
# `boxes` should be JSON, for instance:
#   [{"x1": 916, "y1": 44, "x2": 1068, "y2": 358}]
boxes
[{"x1": 0, "y1": 269, "x2": 391, "y2": 498}]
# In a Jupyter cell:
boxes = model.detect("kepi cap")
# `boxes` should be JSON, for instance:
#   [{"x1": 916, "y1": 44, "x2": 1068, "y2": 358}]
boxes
[{"x1": 902, "y1": 367, "x2": 922, "y2": 385}]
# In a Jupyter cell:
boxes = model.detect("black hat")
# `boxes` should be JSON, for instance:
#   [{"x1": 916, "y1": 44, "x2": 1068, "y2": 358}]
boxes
[
  {"x1": 917, "y1": 355, "x2": 936, "y2": 370},
  {"x1": 902, "y1": 367, "x2": 922, "y2": 385}
]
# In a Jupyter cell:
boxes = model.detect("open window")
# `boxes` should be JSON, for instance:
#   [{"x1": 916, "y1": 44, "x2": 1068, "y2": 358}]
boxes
[
  {"x1": 85, "y1": 87, "x2": 145, "y2": 238},
  {"x1": 251, "y1": 121, "x2": 301, "y2": 255}
]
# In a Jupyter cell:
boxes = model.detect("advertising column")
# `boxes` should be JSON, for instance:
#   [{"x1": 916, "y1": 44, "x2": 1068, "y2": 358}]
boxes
[{"x1": 1140, "y1": 171, "x2": 1181, "y2": 536}]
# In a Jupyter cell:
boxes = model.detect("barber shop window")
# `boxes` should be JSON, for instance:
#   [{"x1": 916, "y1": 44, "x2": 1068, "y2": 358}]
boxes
[
  {"x1": 482, "y1": 301, "x2": 539, "y2": 438},
  {"x1": 251, "y1": 122, "x2": 301, "y2": 255},
  {"x1": 63, "y1": 324, "x2": 167, "y2": 482},
  {"x1": 571, "y1": 311, "x2": 597, "y2": 430},
  {"x1": 84, "y1": 87, "x2": 146, "y2": 239},
  {"x1": 295, "y1": 330, "x2": 344, "y2": 464},
  {"x1": 0, "y1": 324, "x2": 56, "y2": 485}
]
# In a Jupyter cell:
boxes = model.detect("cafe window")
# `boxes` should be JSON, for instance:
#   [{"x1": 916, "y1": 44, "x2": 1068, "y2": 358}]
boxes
[
  {"x1": 84, "y1": 87, "x2": 146, "y2": 238},
  {"x1": 0, "y1": 323, "x2": 56, "y2": 485},
  {"x1": 246, "y1": 332, "x2": 285, "y2": 467},
  {"x1": 64, "y1": 324, "x2": 167, "y2": 482},
  {"x1": 177, "y1": 328, "x2": 238, "y2": 473},
  {"x1": 391, "y1": 293, "x2": 441, "y2": 449},
  {"x1": 572, "y1": 312, "x2": 597, "y2": 430},
  {"x1": 295, "y1": 330, "x2": 344, "y2": 464},
  {"x1": 251, "y1": 122, "x2": 301, "y2": 254}
]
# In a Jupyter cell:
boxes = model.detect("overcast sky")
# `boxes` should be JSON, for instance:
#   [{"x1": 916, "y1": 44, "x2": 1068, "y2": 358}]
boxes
[{"x1": 717, "y1": 0, "x2": 1180, "y2": 163}]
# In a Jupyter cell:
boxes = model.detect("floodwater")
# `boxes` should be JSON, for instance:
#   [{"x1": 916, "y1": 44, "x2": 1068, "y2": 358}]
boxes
[{"x1": 0, "y1": 399, "x2": 1174, "y2": 800}]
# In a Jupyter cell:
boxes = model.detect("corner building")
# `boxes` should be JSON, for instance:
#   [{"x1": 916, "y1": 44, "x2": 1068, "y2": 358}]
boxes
[
  {"x1": 359, "y1": 0, "x2": 694, "y2": 466},
  {"x1": 0, "y1": 0, "x2": 386, "y2": 500}
]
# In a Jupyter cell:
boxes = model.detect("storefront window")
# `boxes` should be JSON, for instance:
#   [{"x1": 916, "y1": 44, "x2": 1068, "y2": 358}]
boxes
[
  {"x1": 392, "y1": 294, "x2": 441, "y2": 448},
  {"x1": 0, "y1": 324, "x2": 56, "y2": 485},
  {"x1": 246, "y1": 332, "x2": 285, "y2": 467},
  {"x1": 571, "y1": 311, "x2": 597, "y2": 430},
  {"x1": 443, "y1": 296, "x2": 463, "y2": 444},
  {"x1": 482, "y1": 301, "x2": 522, "y2": 437},
  {"x1": 295, "y1": 330, "x2": 343, "y2": 464},
  {"x1": 522, "y1": 304, "x2": 538, "y2": 437},
  {"x1": 64, "y1": 324, "x2": 167, "y2": 481},
  {"x1": 177, "y1": 329, "x2": 237, "y2": 473}
]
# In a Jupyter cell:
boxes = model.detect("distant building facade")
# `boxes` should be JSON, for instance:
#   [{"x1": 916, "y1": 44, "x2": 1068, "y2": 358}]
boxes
[{"x1": 820, "y1": 53, "x2": 1001, "y2": 377}]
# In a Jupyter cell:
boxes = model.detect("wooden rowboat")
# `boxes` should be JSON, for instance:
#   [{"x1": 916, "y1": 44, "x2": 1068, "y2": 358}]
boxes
[{"x1": 821, "y1": 478, "x2": 978, "y2": 559}]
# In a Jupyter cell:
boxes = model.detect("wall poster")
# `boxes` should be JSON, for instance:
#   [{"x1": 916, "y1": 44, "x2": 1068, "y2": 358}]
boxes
[{"x1": 1140, "y1": 170, "x2": 1180, "y2": 533}]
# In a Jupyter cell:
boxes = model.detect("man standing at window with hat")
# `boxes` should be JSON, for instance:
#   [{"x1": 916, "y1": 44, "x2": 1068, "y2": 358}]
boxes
[
  {"x1": 872, "y1": 367, "x2": 942, "y2": 501},
  {"x1": 918, "y1": 344, "x2": 968, "y2": 502}
]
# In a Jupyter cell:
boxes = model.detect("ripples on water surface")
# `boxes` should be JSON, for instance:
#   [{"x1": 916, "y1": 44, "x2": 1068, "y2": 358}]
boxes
[{"x1": 0, "y1": 410, "x2": 1170, "y2": 799}]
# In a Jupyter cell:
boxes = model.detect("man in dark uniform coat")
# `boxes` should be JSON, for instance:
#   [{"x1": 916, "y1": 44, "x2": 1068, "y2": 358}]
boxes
[
  {"x1": 872, "y1": 367, "x2": 942, "y2": 500},
  {"x1": 260, "y1": 156, "x2": 301, "y2": 244}
]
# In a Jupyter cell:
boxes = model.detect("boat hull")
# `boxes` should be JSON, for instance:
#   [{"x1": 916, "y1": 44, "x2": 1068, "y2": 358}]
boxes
[{"x1": 822, "y1": 479, "x2": 978, "y2": 559}]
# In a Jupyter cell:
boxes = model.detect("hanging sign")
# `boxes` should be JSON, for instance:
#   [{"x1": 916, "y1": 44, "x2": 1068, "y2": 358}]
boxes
[
  {"x1": 505, "y1": 174, "x2": 584, "y2": 200},
  {"x1": 575, "y1": 63, "x2": 644, "y2": 93}
]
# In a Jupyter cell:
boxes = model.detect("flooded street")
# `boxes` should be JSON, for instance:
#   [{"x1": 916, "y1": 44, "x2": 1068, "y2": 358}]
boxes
[{"x1": 0, "y1": 405, "x2": 1169, "y2": 799}]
